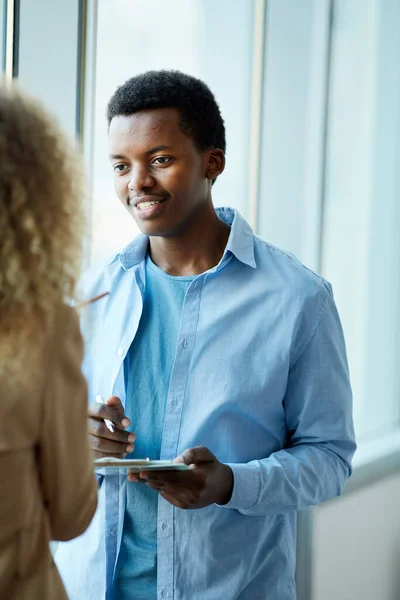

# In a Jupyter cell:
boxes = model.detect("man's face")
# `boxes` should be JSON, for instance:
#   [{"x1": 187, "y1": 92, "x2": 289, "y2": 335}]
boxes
[{"x1": 108, "y1": 107, "x2": 217, "y2": 237}]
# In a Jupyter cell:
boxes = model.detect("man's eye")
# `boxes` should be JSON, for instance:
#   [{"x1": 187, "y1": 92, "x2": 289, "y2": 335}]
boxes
[
  {"x1": 113, "y1": 164, "x2": 127, "y2": 172},
  {"x1": 153, "y1": 156, "x2": 171, "y2": 165}
]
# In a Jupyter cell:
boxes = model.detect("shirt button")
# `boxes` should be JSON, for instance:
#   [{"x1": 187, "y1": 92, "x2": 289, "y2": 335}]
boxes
[
  {"x1": 161, "y1": 589, "x2": 167, "y2": 598},
  {"x1": 117, "y1": 348, "x2": 124, "y2": 356},
  {"x1": 110, "y1": 530, "x2": 116, "y2": 537},
  {"x1": 161, "y1": 521, "x2": 167, "y2": 531},
  {"x1": 95, "y1": 394, "x2": 103, "y2": 403},
  {"x1": 181, "y1": 338, "x2": 188, "y2": 349}
]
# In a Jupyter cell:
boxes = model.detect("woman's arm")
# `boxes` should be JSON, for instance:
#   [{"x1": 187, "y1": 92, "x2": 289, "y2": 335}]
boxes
[{"x1": 37, "y1": 304, "x2": 98, "y2": 541}]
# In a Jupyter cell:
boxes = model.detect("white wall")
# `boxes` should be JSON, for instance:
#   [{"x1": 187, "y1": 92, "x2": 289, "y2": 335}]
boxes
[{"x1": 312, "y1": 473, "x2": 400, "y2": 600}]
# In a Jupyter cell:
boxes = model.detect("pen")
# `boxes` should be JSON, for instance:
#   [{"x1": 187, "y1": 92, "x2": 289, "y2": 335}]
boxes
[
  {"x1": 96, "y1": 395, "x2": 115, "y2": 433},
  {"x1": 75, "y1": 291, "x2": 110, "y2": 310}
]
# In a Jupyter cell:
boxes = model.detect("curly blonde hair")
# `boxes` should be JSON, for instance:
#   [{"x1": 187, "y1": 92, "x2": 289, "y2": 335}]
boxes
[{"x1": 0, "y1": 80, "x2": 86, "y2": 372}]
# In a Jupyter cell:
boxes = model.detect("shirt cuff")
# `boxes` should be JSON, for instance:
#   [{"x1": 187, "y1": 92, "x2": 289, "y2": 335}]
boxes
[{"x1": 217, "y1": 461, "x2": 260, "y2": 511}]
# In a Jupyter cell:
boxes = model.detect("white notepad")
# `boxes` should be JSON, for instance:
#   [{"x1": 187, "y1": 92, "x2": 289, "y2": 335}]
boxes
[{"x1": 94, "y1": 457, "x2": 190, "y2": 471}]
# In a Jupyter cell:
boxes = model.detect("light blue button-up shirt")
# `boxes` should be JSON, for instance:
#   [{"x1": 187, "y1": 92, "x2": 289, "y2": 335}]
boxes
[
  {"x1": 116, "y1": 257, "x2": 194, "y2": 598},
  {"x1": 56, "y1": 207, "x2": 356, "y2": 600}
]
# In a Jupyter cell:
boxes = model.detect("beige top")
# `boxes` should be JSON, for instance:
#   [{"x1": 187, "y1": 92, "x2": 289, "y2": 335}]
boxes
[{"x1": 0, "y1": 304, "x2": 98, "y2": 600}]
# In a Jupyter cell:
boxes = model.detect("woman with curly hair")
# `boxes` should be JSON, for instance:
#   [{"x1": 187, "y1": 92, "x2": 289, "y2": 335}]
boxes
[{"x1": 0, "y1": 81, "x2": 97, "y2": 599}]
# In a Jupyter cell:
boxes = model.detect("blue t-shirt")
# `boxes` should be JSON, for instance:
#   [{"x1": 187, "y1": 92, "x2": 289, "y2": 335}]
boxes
[{"x1": 115, "y1": 254, "x2": 194, "y2": 599}]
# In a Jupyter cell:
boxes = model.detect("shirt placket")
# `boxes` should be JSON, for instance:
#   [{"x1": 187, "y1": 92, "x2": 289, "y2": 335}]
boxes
[
  {"x1": 104, "y1": 341, "x2": 134, "y2": 596},
  {"x1": 157, "y1": 276, "x2": 203, "y2": 600},
  {"x1": 104, "y1": 264, "x2": 145, "y2": 597}
]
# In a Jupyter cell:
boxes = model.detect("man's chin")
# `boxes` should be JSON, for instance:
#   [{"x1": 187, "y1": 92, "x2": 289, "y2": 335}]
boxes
[{"x1": 133, "y1": 218, "x2": 174, "y2": 238}]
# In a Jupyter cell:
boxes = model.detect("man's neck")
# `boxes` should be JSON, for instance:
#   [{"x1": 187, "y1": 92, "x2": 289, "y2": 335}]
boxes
[{"x1": 148, "y1": 206, "x2": 231, "y2": 276}]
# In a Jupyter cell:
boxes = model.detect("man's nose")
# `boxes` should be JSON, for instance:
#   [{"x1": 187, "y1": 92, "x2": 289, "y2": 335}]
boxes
[{"x1": 128, "y1": 165, "x2": 154, "y2": 191}]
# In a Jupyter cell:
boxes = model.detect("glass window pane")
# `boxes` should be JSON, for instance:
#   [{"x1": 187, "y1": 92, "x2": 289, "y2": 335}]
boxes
[
  {"x1": 17, "y1": 0, "x2": 80, "y2": 137},
  {"x1": 0, "y1": 0, "x2": 6, "y2": 72},
  {"x1": 89, "y1": 0, "x2": 254, "y2": 264},
  {"x1": 321, "y1": 0, "x2": 400, "y2": 440}
]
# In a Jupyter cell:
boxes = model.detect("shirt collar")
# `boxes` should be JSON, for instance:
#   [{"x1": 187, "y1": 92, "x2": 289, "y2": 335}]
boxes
[
  {"x1": 118, "y1": 206, "x2": 256, "y2": 271},
  {"x1": 216, "y1": 207, "x2": 256, "y2": 269}
]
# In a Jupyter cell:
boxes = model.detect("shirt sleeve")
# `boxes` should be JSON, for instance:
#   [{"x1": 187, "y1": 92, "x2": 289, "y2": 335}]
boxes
[
  {"x1": 37, "y1": 304, "x2": 98, "y2": 540},
  {"x1": 221, "y1": 287, "x2": 356, "y2": 515}
]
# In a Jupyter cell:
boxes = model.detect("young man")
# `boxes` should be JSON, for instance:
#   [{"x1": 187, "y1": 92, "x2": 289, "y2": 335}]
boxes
[{"x1": 56, "y1": 70, "x2": 356, "y2": 600}]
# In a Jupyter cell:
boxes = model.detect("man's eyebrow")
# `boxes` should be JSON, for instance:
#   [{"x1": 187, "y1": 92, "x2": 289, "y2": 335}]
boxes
[
  {"x1": 109, "y1": 146, "x2": 173, "y2": 161},
  {"x1": 145, "y1": 145, "x2": 173, "y2": 154}
]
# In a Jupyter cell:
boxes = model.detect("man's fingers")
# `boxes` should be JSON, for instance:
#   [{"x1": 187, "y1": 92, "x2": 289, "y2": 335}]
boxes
[
  {"x1": 88, "y1": 400, "x2": 130, "y2": 429},
  {"x1": 139, "y1": 470, "x2": 186, "y2": 483},
  {"x1": 174, "y1": 446, "x2": 216, "y2": 466},
  {"x1": 143, "y1": 481, "x2": 200, "y2": 509},
  {"x1": 93, "y1": 451, "x2": 128, "y2": 460},
  {"x1": 127, "y1": 472, "x2": 147, "y2": 483},
  {"x1": 89, "y1": 434, "x2": 134, "y2": 456},
  {"x1": 106, "y1": 396, "x2": 130, "y2": 426},
  {"x1": 132, "y1": 469, "x2": 196, "y2": 491},
  {"x1": 88, "y1": 418, "x2": 135, "y2": 444},
  {"x1": 106, "y1": 395, "x2": 123, "y2": 408},
  {"x1": 145, "y1": 480, "x2": 165, "y2": 493}
]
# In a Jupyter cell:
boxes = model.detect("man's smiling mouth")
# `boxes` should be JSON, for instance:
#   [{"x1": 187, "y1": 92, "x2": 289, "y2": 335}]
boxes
[
  {"x1": 129, "y1": 195, "x2": 168, "y2": 211},
  {"x1": 135, "y1": 198, "x2": 166, "y2": 211}
]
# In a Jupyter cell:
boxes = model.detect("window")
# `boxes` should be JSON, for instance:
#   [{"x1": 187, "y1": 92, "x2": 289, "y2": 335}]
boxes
[
  {"x1": 255, "y1": 0, "x2": 400, "y2": 445},
  {"x1": 321, "y1": 0, "x2": 400, "y2": 441},
  {"x1": 0, "y1": 0, "x2": 7, "y2": 73},
  {"x1": 17, "y1": 0, "x2": 82, "y2": 138},
  {"x1": 88, "y1": 0, "x2": 255, "y2": 264}
]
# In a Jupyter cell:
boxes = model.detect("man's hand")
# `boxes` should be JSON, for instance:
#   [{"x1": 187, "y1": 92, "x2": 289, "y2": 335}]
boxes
[
  {"x1": 88, "y1": 395, "x2": 135, "y2": 459},
  {"x1": 128, "y1": 446, "x2": 233, "y2": 509}
]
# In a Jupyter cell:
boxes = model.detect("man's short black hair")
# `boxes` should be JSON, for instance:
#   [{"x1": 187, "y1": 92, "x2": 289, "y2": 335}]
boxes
[{"x1": 107, "y1": 70, "x2": 226, "y2": 155}]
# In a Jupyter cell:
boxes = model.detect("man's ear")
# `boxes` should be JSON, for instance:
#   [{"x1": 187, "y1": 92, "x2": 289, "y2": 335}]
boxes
[{"x1": 205, "y1": 149, "x2": 225, "y2": 181}]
